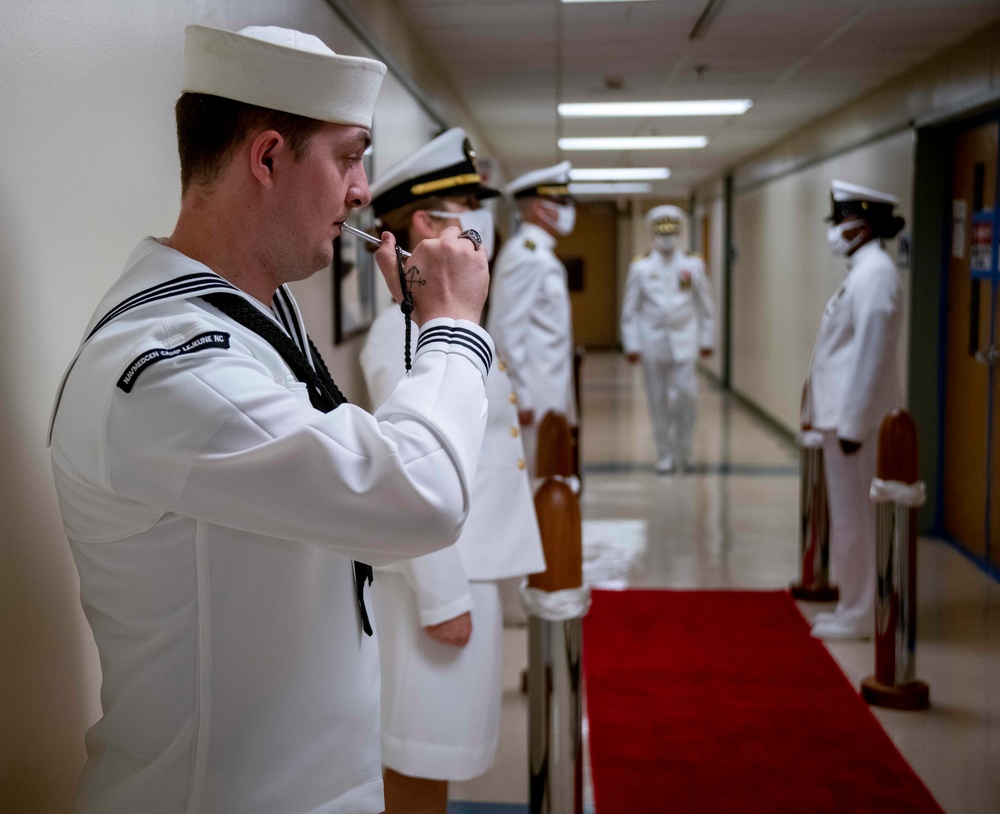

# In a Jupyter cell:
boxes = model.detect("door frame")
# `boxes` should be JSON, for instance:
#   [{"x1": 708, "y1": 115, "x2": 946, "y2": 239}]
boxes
[{"x1": 911, "y1": 104, "x2": 1000, "y2": 580}]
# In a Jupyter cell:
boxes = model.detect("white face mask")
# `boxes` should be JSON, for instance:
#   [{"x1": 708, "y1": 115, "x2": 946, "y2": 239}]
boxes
[
  {"x1": 653, "y1": 235, "x2": 677, "y2": 254},
  {"x1": 826, "y1": 221, "x2": 865, "y2": 257},
  {"x1": 427, "y1": 208, "x2": 495, "y2": 259},
  {"x1": 538, "y1": 201, "x2": 576, "y2": 236}
]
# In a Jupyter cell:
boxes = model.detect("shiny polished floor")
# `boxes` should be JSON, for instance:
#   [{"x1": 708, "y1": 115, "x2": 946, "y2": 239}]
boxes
[{"x1": 450, "y1": 352, "x2": 1000, "y2": 814}]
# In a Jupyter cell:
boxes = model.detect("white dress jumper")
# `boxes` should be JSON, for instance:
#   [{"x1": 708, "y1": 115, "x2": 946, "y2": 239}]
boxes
[{"x1": 48, "y1": 238, "x2": 494, "y2": 814}]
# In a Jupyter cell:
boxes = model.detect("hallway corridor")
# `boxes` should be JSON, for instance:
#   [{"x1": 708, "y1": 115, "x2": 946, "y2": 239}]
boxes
[{"x1": 452, "y1": 351, "x2": 1000, "y2": 814}]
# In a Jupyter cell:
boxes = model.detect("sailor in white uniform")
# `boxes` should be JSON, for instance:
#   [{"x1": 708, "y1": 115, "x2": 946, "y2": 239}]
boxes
[
  {"x1": 621, "y1": 205, "x2": 715, "y2": 473},
  {"x1": 48, "y1": 26, "x2": 493, "y2": 814},
  {"x1": 802, "y1": 180, "x2": 906, "y2": 640},
  {"x1": 359, "y1": 129, "x2": 545, "y2": 814},
  {"x1": 486, "y1": 161, "x2": 578, "y2": 473}
]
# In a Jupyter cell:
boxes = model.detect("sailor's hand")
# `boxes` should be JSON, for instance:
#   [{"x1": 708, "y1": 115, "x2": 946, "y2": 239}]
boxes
[
  {"x1": 424, "y1": 611, "x2": 472, "y2": 648},
  {"x1": 377, "y1": 226, "x2": 488, "y2": 326}
]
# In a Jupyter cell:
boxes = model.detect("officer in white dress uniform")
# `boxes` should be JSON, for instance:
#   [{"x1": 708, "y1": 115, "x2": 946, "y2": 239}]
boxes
[
  {"x1": 802, "y1": 180, "x2": 906, "y2": 640},
  {"x1": 359, "y1": 129, "x2": 545, "y2": 813},
  {"x1": 621, "y1": 205, "x2": 715, "y2": 473},
  {"x1": 486, "y1": 161, "x2": 578, "y2": 473},
  {"x1": 47, "y1": 26, "x2": 493, "y2": 814}
]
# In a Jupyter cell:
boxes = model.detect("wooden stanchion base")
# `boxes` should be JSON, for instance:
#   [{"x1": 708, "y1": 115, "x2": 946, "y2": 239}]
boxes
[
  {"x1": 789, "y1": 582, "x2": 839, "y2": 602},
  {"x1": 860, "y1": 676, "x2": 930, "y2": 710}
]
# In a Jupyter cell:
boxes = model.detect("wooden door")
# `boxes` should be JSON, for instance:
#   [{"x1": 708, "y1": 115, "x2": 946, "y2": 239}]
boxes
[
  {"x1": 942, "y1": 119, "x2": 997, "y2": 559},
  {"x1": 558, "y1": 202, "x2": 619, "y2": 348}
]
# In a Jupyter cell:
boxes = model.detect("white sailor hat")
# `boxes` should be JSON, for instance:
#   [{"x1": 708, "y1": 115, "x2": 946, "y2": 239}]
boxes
[
  {"x1": 646, "y1": 204, "x2": 686, "y2": 235},
  {"x1": 182, "y1": 25, "x2": 386, "y2": 129},
  {"x1": 505, "y1": 160, "x2": 573, "y2": 200},
  {"x1": 370, "y1": 128, "x2": 498, "y2": 218},
  {"x1": 826, "y1": 180, "x2": 899, "y2": 222}
]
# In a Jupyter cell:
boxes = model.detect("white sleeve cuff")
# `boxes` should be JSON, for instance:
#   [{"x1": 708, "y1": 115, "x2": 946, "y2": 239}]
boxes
[{"x1": 415, "y1": 318, "x2": 494, "y2": 379}]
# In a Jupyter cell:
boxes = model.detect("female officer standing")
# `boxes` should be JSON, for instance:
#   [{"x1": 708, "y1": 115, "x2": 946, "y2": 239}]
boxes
[{"x1": 802, "y1": 180, "x2": 906, "y2": 640}]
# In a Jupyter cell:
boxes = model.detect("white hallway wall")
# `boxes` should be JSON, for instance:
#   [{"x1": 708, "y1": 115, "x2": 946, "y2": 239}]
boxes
[{"x1": 0, "y1": 2, "x2": 479, "y2": 811}]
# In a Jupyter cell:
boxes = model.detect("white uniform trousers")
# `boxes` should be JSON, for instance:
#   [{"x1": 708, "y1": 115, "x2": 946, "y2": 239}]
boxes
[
  {"x1": 375, "y1": 572, "x2": 503, "y2": 781},
  {"x1": 641, "y1": 358, "x2": 697, "y2": 465},
  {"x1": 821, "y1": 429, "x2": 878, "y2": 633}
]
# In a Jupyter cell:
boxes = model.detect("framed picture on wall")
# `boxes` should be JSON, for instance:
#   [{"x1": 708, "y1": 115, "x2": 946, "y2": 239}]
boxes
[{"x1": 333, "y1": 152, "x2": 377, "y2": 344}]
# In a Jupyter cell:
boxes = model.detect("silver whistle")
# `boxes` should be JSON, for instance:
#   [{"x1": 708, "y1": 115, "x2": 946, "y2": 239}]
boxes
[{"x1": 337, "y1": 222, "x2": 412, "y2": 259}]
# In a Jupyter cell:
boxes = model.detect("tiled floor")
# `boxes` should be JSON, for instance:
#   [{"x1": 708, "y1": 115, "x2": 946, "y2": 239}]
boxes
[{"x1": 451, "y1": 352, "x2": 1000, "y2": 814}]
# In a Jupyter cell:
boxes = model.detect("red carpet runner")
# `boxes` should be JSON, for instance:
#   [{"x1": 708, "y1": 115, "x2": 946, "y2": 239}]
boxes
[{"x1": 583, "y1": 589, "x2": 944, "y2": 813}]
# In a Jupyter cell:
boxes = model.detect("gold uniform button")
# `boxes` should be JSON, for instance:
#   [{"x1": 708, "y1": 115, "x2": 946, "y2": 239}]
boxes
[
  {"x1": 509, "y1": 392, "x2": 518, "y2": 404},
  {"x1": 517, "y1": 459, "x2": 526, "y2": 470},
  {"x1": 498, "y1": 360, "x2": 507, "y2": 372},
  {"x1": 511, "y1": 426, "x2": 519, "y2": 438}
]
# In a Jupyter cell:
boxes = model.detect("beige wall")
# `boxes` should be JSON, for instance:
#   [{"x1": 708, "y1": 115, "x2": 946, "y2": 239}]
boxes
[
  {"x1": 692, "y1": 180, "x2": 726, "y2": 380},
  {"x1": 0, "y1": 3, "x2": 484, "y2": 811}
]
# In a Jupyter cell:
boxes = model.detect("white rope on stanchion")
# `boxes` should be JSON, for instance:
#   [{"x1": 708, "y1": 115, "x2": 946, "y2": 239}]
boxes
[
  {"x1": 520, "y1": 583, "x2": 591, "y2": 622},
  {"x1": 869, "y1": 478, "x2": 927, "y2": 508},
  {"x1": 797, "y1": 429, "x2": 825, "y2": 449}
]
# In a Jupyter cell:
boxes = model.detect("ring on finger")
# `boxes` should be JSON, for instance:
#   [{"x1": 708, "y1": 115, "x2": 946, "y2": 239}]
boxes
[{"x1": 457, "y1": 229, "x2": 482, "y2": 250}]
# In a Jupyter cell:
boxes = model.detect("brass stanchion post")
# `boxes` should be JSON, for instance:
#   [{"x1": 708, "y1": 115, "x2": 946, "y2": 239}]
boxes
[
  {"x1": 525, "y1": 411, "x2": 587, "y2": 814},
  {"x1": 790, "y1": 430, "x2": 839, "y2": 602},
  {"x1": 861, "y1": 409, "x2": 930, "y2": 710}
]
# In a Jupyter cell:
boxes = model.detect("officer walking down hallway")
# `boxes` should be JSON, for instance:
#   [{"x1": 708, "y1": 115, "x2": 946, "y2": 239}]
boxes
[
  {"x1": 803, "y1": 181, "x2": 906, "y2": 640},
  {"x1": 360, "y1": 128, "x2": 545, "y2": 814},
  {"x1": 47, "y1": 25, "x2": 492, "y2": 814},
  {"x1": 621, "y1": 205, "x2": 715, "y2": 474},
  {"x1": 486, "y1": 161, "x2": 578, "y2": 473}
]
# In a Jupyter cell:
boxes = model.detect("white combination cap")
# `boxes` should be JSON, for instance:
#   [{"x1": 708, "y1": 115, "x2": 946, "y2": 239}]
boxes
[
  {"x1": 182, "y1": 25, "x2": 387, "y2": 128},
  {"x1": 830, "y1": 180, "x2": 899, "y2": 206},
  {"x1": 827, "y1": 180, "x2": 899, "y2": 222},
  {"x1": 370, "y1": 128, "x2": 498, "y2": 218},
  {"x1": 646, "y1": 204, "x2": 686, "y2": 235},
  {"x1": 506, "y1": 160, "x2": 573, "y2": 199}
]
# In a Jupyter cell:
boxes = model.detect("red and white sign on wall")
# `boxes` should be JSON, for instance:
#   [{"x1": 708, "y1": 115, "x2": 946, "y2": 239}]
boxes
[{"x1": 970, "y1": 214, "x2": 994, "y2": 277}]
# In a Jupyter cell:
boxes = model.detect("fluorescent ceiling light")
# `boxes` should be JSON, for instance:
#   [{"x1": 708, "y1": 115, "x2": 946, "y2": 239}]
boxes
[
  {"x1": 561, "y1": 0, "x2": 657, "y2": 3},
  {"x1": 559, "y1": 100, "x2": 752, "y2": 117},
  {"x1": 570, "y1": 168, "x2": 671, "y2": 181},
  {"x1": 569, "y1": 183, "x2": 653, "y2": 195},
  {"x1": 559, "y1": 136, "x2": 708, "y2": 150}
]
